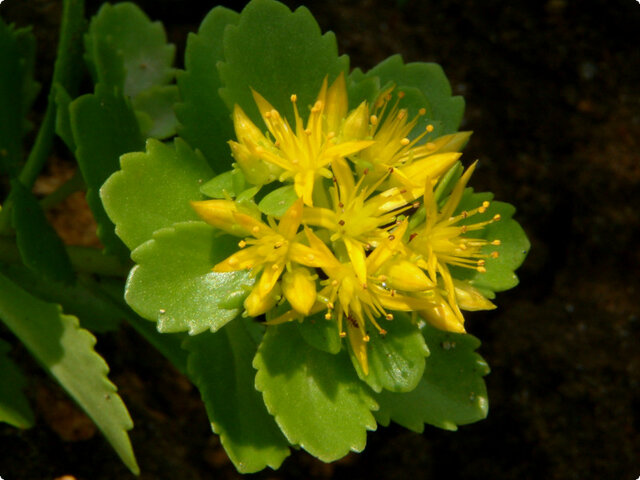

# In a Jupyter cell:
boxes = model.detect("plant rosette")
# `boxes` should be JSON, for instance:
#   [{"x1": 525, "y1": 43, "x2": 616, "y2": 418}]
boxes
[{"x1": 99, "y1": 0, "x2": 529, "y2": 473}]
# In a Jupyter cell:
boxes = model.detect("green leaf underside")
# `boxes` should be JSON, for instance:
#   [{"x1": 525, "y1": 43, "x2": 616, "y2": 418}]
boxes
[
  {"x1": 218, "y1": 0, "x2": 349, "y2": 129},
  {"x1": 451, "y1": 190, "x2": 530, "y2": 294},
  {"x1": 254, "y1": 322, "x2": 378, "y2": 462},
  {"x1": 84, "y1": 2, "x2": 175, "y2": 98},
  {"x1": 126, "y1": 222, "x2": 253, "y2": 334},
  {"x1": 353, "y1": 55, "x2": 464, "y2": 139},
  {"x1": 132, "y1": 84, "x2": 180, "y2": 139},
  {"x1": 258, "y1": 185, "x2": 298, "y2": 217},
  {"x1": 0, "y1": 262, "x2": 120, "y2": 333},
  {"x1": 186, "y1": 321, "x2": 289, "y2": 473},
  {"x1": 0, "y1": 19, "x2": 39, "y2": 175},
  {"x1": 0, "y1": 338, "x2": 34, "y2": 429},
  {"x1": 11, "y1": 181, "x2": 75, "y2": 284},
  {"x1": 70, "y1": 84, "x2": 144, "y2": 257},
  {"x1": 375, "y1": 323, "x2": 489, "y2": 432},
  {"x1": 176, "y1": 6, "x2": 239, "y2": 171},
  {"x1": 54, "y1": 84, "x2": 76, "y2": 152},
  {"x1": 101, "y1": 137, "x2": 213, "y2": 251},
  {"x1": 0, "y1": 272, "x2": 138, "y2": 474},
  {"x1": 297, "y1": 311, "x2": 342, "y2": 354},
  {"x1": 348, "y1": 313, "x2": 429, "y2": 393}
]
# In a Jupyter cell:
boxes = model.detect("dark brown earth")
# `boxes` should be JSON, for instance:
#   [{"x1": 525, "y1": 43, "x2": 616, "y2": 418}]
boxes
[{"x1": 1, "y1": 0, "x2": 639, "y2": 479}]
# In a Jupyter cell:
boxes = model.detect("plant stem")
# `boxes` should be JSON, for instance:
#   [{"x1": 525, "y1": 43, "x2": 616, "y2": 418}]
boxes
[{"x1": 0, "y1": 236, "x2": 130, "y2": 277}]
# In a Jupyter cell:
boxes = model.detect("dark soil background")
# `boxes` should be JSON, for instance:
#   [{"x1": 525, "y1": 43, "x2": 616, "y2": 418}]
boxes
[{"x1": 1, "y1": 0, "x2": 639, "y2": 479}]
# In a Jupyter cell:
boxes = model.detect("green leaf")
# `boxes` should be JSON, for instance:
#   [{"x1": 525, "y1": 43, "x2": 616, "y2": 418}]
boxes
[
  {"x1": 0, "y1": 338, "x2": 34, "y2": 429},
  {"x1": 375, "y1": 322, "x2": 489, "y2": 432},
  {"x1": 84, "y1": 2, "x2": 175, "y2": 98},
  {"x1": 451, "y1": 190, "x2": 530, "y2": 293},
  {"x1": 348, "y1": 313, "x2": 429, "y2": 393},
  {"x1": 200, "y1": 169, "x2": 246, "y2": 199},
  {"x1": 357, "y1": 55, "x2": 465, "y2": 138},
  {"x1": 257, "y1": 185, "x2": 298, "y2": 217},
  {"x1": 297, "y1": 311, "x2": 342, "y2": 354},
  {"x1": 0, "y1": 272, "x2": 139, "y2": 474},
  {"x1": 11, "y1": 181, "x2": 75, "y2": 284},
  {"x1": 254, "y1": 322, "x2": 378, "y2": 462},
  {"x1": 346, "y1": 70, "x2": 380, "y2": 109},
  {"x1": 70, "y1": 83, "x2": 144, "y2": 257},
  {"x1": 132, "y1": 84, "x2": 180, "y2": 139},
  {"x1": 218, "y1": 0, "x2": 349, "y2": 128},
  {"x1": 175, "y1": 6, "x2": 239, "y2": 171},
  {"x1": 0, "y1": 262, "x2": 120, "y2": 333},
  {"x1": 186, "y1": 321, "x2": 290, "y2": 473},
  {"x1": 101, "y1": 137, "x2": 213, "y2": 251},
  {"x1": 0, "y1": 19, "x2": 39, "y2": 176},
  {"x1": 126, "y1": 221, "x2": 253, "y2": 334},
  {"x1": 54, "y1": 84, "x2": 76, "y2": 152}
]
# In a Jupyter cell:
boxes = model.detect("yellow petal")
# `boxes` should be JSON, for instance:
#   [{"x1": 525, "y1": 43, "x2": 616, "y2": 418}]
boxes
[
  {"x1": 440, "y1": 161, "x2": 477, "y2": 220},
  {"x1": 294, "y1": 170, "x2": 316, "y2": 206},
  {"x1": 383, "y1": 260, "x2": 435, "y2": 292},
  {"x1": 347, "y1": 319, "x2": 369, "y2": 375},
  {"x1": 257, "y1": 262, "x2": 285, "y2": 296},
  {"x1": 454, "y1": 280, "x2": 496, "y2": 311},
  {"x1": 343, "y1": 237, "x2": 367, "y2": 285},
  {"x1": 278, "y1": 197, "x2": 303, "y2": 239},
  {"x1": 392, "y1": 152, "x2": 461, "y2": 190},
  {"x1": 232, "y1": 212, "x2": 271, "y2": 238},
  {"x1": 331, "y1": 157, "x2": 355, "y2": 201},
  {"x1": 419, "y1": 301, "x2": 466, "y2": 333},
  {"x1": 232, "y1": 104, "x2": 268, "y2": 146},
  {"x1": 213, "y1": 246, "x2": 260, "y2": 272},
  {"x1": 191, "y1": 200, "x2": 249, "y2": 236},
  {"x1": 325, "y1": 73, "x2": 348, "y2": 134},
  {"x1": 341, "y1": 101, "x2": 369, "y2": 141},
  {"x1": 282, "y1": 268, "x2": 317, "y2": 315},
  {"x1": 244, "y1": 282, "x2": 281, "y2": 317}
]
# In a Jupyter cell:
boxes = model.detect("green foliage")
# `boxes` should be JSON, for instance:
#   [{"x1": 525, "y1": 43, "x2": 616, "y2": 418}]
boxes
[
  {"x1": 0, "y1": 338, "x2": 34, "y2": 429},
  {"x1": 0, "y1": 272, "x2": 138, "y2": 474},
  {"x1": 254, "y1": 322, "x2": 378, "y2": 462}
]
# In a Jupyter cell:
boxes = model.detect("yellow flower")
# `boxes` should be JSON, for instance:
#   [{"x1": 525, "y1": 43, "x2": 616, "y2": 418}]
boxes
[
  {"x1": 192, "y1": 198, "x2": 325, "y2": 316},
  {"x1": 231, "y1": 73, "x2": 374, "y2": 206},
  {"x1": 408, "y1": 162, "x2": 500, "y2": 331}
]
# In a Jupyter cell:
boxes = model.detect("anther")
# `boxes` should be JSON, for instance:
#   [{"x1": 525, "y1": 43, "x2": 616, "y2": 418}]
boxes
[
  {"x1": 290, "y1": 94, "x2": 297, "y2": 102},
  {"x1": 363, "y1": 168, "x2": 369, "y2": 175},
  {"x1": 272, "y1": 264, "x2": 280, "y2": 270},
  {"x1": 477, "y1": 260, "x2": 486, "y2": 266},
  {"x1": 482, "y1": 201, "x2": 490, "y2": 208},
  {"x1": 398, "y1": 91, "x2": 405, "y2": 98},
  {"x1": 339, "y1": 331, "x2": 347, "y2": 338},
  {"x1": 391, "y1": 289, "x2": 397, "y2": 297},
  {"x1": 370, "y1": 115, "x2": 379, "y2": 126},
  {"x1": 426, "y1": 124, "x2": 434, "y2": 132},
  {"x1": 338, "y1": 202, "x2": 344, "y2": 208},
  {"x1": 363, "y1": 335, "x2": 370, "y2": 343},
  {"x1": 401, "y1": 138, "x2": 410, "y2": 146},
  {"x1": 462, "y1": 210, "x2": 469, "y2": 218},
  {"x1": 409, "y1": 233, "x2": 418, "y2": 241},
  {"x1": 491, "y1": 239, "x2": 501, "y2": 246},
  {"x1": 332, "y1": 280, "x2": 339, "y2": 287},
  {"x1": 493, "y1": 214, "x2": 501, "y2": 221},
  {"x1": 338, "y1": 219, "x2": 345, "y2": 226},
  {"x1": 325, "y1": 312, "x2": 332, "y2": 320},
  {"x1": 304, "y1": 128, "x2": 312, "y2": 135},
  {"x1": 477, "y1": 266, "x2": 487, "y2": 273},
  {"x1": 388, "y1": 234, "x2": 395, "y2": 241},
  {"x1": 238, "y1": 240, "x2": 247, "y2": 248},
  {"x1": 460, "y1": 225, "x2": 468, "y2": 233},
  {"x1": 380, "y1": 329, "x2": 388, "y2": 336},
  {"x1": 491, "y1": 251, "x2": 500, "y2": 258},
  {"x1": 265, "y1": 112, "x2": 272, "y2": 119},
  {"x1": 252, "y1": 226, "x2": 260, "y2": 234},
  {"x1": 419, "y1": 108, "x2": 427, "y2": 115},
  {"x1": 385, "y1": 313, "x2": 394, "y2": 320}
]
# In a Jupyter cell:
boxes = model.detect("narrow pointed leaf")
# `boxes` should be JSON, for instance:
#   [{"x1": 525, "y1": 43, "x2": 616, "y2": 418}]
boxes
[
  {"x1": 254, "y1": 322, "x2": 378, "y2": 462},
  {"x1": 258, "y1": 185, "x2": 298, "y2": 217},
  {"x1": 375, "y1": 323, "x2": 489, "y2": 432},
  {"x1": 126, "y1": 221, "x2": 253, "y2": 334},
  {"x1": 70, "y1": 84, "x2": 144, "y2": 257},
  {"x1": 0, "y1": 338, "x2": 34, "y2": 429},
  {"x1": 175, "y1": 6, "x2": 239, "y2": 170},
  {"x1": 186, "y1": 321, "x2": 290, "y2": 473},
  {"x1": 101, "y1": 137, "x2": 213, "y2": 251},
  {"x1": 0, "y1": 272, "x2": 138, "y2": 474},
  {"x1": 11, "y1": 181, "x2": 75, "y2": 284},
  {"x1": 218, "y1": 0, "x2": 349, "y2": 127}
]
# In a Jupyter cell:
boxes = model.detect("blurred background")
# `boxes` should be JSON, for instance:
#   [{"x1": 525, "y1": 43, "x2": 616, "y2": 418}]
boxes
[{"x1": 1, "y1": 0, "x2": 638, "y2": 478}]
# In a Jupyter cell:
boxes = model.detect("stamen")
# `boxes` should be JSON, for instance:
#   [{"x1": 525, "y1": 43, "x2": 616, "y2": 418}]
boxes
[
  {"x1": 290, "y1": 94, "x2": 297, "y2": 102},
  {"x1": 426, "y1": 124, "x2": 434, "y2": 132},
  {"x1": 400, "y1": 138, "x2": 410, "y2": 146}
]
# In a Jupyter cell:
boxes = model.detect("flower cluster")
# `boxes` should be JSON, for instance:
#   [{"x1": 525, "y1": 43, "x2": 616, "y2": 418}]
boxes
[{"x1": 191, "y1": 74, "x2": 500, "y2": 374}]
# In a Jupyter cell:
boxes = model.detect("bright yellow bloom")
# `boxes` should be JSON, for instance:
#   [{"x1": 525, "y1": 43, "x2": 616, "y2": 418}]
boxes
[
  {"x1": 192, "y1": 198, "x2": 325, "y2": 316},
  {"x1": 408, "y1": 162, "x2": 500, "y2": 331},
  {"x1": 230, "y1": 74, "x2": 374, "y2": 206}
]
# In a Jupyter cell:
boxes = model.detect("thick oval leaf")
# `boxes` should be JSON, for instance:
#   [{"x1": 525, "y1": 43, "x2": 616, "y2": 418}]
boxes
[
  {"x1": 254, "y1": 322, "x2": 378, "y2": 462},
  {"x1": 131, "y1": 85, "x2": 180, "y2": 139},
  {"x1": 0, "y1": 338, "x2": 34, "y2": 429},
  {"x1": 218, "y1": 0, "x2": 349, "y2": 127},
  {"x1": 0, "y1": 19, "x2": 39, "y2": 176},
  {"x1": 297, "y1": 311, "x2": 342, "y2": 355},
  {"x1": 200, "y1": 169, "x2": 247, "y2": 199},
  {"x1": 186, "y1": 321, "x2": 290, "y2": 473},
  {"x1": 347, "y1": 313, "x2": 429, "y2": 393},
  {"x1": 356, "y1": 55, "x2": 465, "y2": 139},
  {"x1": 258, "y1": 185, "x2": 298, "y2": 217},
  {"x1": 101, "y1": 137, "x2": 213, "y2": 251},
  {"x1": 84, "y1": 2, "x2": 175, "y2": 98},
  {"x1": 126, "y1": 221, "x2": 253, "y2": 334},
  {"x1": 375, "y1": 323, "x2": 489, "y2": 432},
  {"x1": 11, "y1": 181, "x2": 75, "y2": 284},
  {"x1": 175, "y1": 6, "x2": 239, "y2": 170},
  {"x1": 70, "y1": 84, "x2": 144, "y2": 258},
  {"x1": 452, "y1": 190, "x2": 530, "y2": 294},
  {"x1": 0, "y1": 272, "x2": 138, "y2": 474}
]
